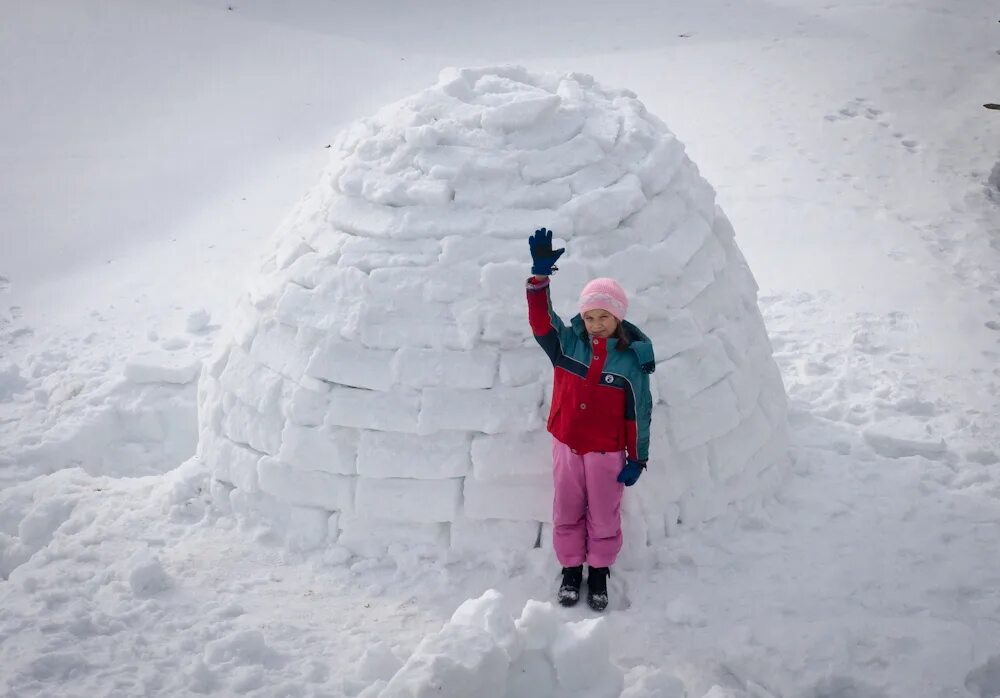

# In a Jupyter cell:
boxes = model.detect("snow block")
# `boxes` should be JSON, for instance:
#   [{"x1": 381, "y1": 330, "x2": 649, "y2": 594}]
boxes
[
  {"x1": 450, "y1": 519, "x2": 541, "y2": 554},
  {"x1": 306, "y1": 338, "x2": 396, "y2": 391},
  {"x1": 221, "y1": 397, "x2": 283, "y2": 456},
  {"x1": 124, "y1": 351, "x2": 201, "y2": 385},
  {"x1": 219, "y1": 347, "x2": 287, "y2": 413},
  {"x1": 563, "y1": 174, "x2": 647, "y2": 238},
  {"x1": 666, "y1": 380, "x2": 742, "y2": 451},
  {"x1": 439, "y1": 235, "x2": 524, "y2": 266},
  {"x1": 630, "y1": 133, "x2": 686, "y2": 198},
  {"x1": 214, "y1": 438, "x2": 262, "y2": 493},
  {"x1": 656, "y1": 335, "x2": 737, "y2": 406},
  {"x1": 481, "y1": 261, "x2": 528, "y2": 298},
  {"x1": 368, "y1": 265, "x2": 479, "y2": 304},
  {"x1": 521, "y1": 134, "x2": 605, "y2": 183},
  {"x1": 463, "y1": 477, "x2": 551, "y2": 522},
  {"x1": 355, "y1": 477, "x2": 462, "y2": 523},
  {"x1": 707, "y1": 406, "x2": 770, "y2": 484},
  {"x1": 481, "y1": 93, "x2": 561, "y2": 132},
  {"x1": 498, "y1": 349, "x2": 546, "y2": 387},
  {"x1": 337, "y1": 516, "x2": 448, "y2": 558},
  {"x1": 360, "y1": 300, "x2": 477, "y2": 351},
  {"x1": 643, "y1": 312, "x2": 703, "y2": 362},
  {"x1": 394, "y1": 346, "x2": 498, "y2": 389},
  {"x1": 418, "y1": 385, "x2": 542, "y2": 435},
  {"x1": 274, "y1": 266, "x2": 368, "y2": 332},
  {"x1": 278, "y1": 423, "x2": 358, "y2": 475},
  {"x1": 471, "y1": 430, "x2": 551, "y2": 480},
  {"x1": 356, "y1": 430, "x2": 471, "y2": 479},
  {"x1": 339, "y1": 237, "x2": 440, "y2": 272},
  {"x1": 257, "y1": 457, "x2": 354, "y2": 512},
  {"x1": 249, "y1": 320, "x2": 312, "y2": 378},
  {"x1": 326, "y1": 387, "x2": 421, "y2": 433},
  {"x1": 284, "y1": 382, "x2": 332, "y2": 427}
]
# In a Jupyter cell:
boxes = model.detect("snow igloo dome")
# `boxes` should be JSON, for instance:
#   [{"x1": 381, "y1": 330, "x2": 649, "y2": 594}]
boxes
[{"x1": 197, "y1": 66, "x2": 790, "y2": 557}]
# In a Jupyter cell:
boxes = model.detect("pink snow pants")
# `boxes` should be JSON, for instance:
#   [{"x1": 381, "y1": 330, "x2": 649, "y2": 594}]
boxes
[{"x1": 551, "y1": 438, "x2": 625, "y2": 568}]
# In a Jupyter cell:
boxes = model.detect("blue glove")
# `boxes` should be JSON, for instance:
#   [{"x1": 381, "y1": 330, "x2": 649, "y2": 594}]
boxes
[
  {"x1": 528, "y1": 228, "x2": 565, "y2": 276},
  {"x1": 617, "y1": 459, "x2": 646, "y2": 486}
]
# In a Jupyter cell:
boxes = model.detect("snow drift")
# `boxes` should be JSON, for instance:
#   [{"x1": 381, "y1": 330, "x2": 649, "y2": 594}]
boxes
[{"x1": 196, "y1": 65, "x2": 789, "y2": 556}]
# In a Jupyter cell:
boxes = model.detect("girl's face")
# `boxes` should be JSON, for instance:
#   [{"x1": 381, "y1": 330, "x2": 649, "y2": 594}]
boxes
[{"x1": 583, "y1": 309, "x2": 619, "y2": 339}]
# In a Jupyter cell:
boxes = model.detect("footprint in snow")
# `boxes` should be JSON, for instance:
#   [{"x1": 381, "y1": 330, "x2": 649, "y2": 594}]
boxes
[{"x1": 825, "y1": 99, "x2": 918, "y2": 152}]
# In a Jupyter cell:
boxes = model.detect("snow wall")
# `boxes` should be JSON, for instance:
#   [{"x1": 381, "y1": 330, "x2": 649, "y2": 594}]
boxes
[{"x1": 196, "y1": 66, "x2": 790, "y2": 558}]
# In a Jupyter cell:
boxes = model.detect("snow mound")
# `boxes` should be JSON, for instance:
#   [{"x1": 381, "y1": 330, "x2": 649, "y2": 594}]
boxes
[
  {"x1": 368, "y1": 589, "x2": 737, "y2": 697},
  {"x1": 197, "y1": 65, "x2": 790, "y2": 555},
  {"x1": 368, "y1": 589, "x2": 673, "y2": 698}
]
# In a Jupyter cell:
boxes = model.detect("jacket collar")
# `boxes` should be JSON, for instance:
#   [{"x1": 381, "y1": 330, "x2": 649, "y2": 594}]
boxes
[{"x1": 570, "y1": 315, "x2": 656, "y2": 373}]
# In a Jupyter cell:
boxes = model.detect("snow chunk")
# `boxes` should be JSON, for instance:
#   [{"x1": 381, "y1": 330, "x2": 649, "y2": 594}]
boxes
[
  {"x1": 515, "y1": 599, "x2": 561, "y2": 651},
  {"x1": 550, "y1": 617, "x2": 623, "y2": 694},
  {"x1": 863, "y1": 421, "x2": 948, "y2": 460},
  {"x1": 481, "y1": 93, "x2": 561, "y2": 132},
  {"x1": 0, "y1": 360, "x2": 27, "y2": 400},
  {"x1": 357, "y1": 642, "x2": 404, "y2": 683},
  {"x1": 450, "y1": 589, "x2": 519, "y2": 659},
  {"x1": 126, "y1": 550, "x2": 172, "y2": 598},
  {"x1": 186, "y1": 308, "x2": 212, "y2": 334},
  {"x1": 125, "y1": 351, "x2": 201, "y2": 385},
  {"x1": 381, "y1": 623, "x2": 509, "y2": 698}
]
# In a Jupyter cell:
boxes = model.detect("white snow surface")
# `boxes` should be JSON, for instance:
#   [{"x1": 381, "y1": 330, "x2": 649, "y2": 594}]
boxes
[{"x1": 2, "y1": 1, "x2": 1000, "y2": 697}]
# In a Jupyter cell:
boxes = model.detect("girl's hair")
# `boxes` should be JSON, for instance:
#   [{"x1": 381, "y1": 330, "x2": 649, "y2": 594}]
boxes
[{"x1": 613, "y1": 322, "x2": 630, "y2": 351}]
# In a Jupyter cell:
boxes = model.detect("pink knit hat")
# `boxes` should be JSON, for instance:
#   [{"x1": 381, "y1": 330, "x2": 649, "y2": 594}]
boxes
[{"x1": 579, "y1": 278, "x2": 628, "y2": 321}]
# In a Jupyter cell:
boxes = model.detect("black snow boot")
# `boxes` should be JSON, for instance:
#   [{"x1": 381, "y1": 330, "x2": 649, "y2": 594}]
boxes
[
  {"x1": 587, "y1": 566, "x2": 610, "y2": 612},
  {"x1": 557, "y1": 565, "x2": 584, "y2": 607}
]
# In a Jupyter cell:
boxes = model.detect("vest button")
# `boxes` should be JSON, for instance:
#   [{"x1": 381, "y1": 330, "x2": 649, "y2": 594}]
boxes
[
  {"x1": 593, "y1": 339, "x2": 599, "y2": 345},
  {"x1": 580, "y1": 403, "x2": 587, "y2": 410}
]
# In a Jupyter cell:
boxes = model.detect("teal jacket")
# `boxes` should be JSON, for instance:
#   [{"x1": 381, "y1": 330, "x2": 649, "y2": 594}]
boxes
[{"x1": 527, "y1": 277, "x2": 655, "y2": 462}]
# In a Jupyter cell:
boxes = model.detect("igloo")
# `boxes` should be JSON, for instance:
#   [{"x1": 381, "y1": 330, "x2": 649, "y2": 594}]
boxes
[{"x1": 196, "y1": 66, "x2": 790, "y2": 557}]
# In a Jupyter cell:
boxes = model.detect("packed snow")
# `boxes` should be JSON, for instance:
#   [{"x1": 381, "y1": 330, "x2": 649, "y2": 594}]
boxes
[{"x1": 2, "y1": 1, "x2": 999, "y2": 697}]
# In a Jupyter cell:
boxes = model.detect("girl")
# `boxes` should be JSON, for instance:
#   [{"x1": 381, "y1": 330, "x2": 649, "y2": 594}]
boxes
[{"x1": 526, "y1": 227, "x2": 655, "y2": 611}]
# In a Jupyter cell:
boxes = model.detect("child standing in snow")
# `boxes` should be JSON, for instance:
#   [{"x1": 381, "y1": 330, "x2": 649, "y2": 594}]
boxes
[{"x1": 525, "y1": 228, "x2": 655, "y2": 611}]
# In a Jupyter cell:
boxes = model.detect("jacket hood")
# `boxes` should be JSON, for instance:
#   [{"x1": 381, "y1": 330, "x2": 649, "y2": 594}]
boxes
[{"x1": 570, "y1": 315, "x2": 657, "y2": 374}]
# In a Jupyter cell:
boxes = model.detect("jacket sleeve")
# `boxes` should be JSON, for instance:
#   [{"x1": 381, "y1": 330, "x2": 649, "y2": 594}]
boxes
[
  {"x1": 526, "y1": 277, "x2": 579, "y2": 366},
  {"x1": 625, "y1": 369, "x2": 653, "y2": 463}
]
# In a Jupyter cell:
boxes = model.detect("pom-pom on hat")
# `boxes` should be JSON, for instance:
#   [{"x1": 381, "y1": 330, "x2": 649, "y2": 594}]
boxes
[{"x1": 579, "y1": 278, "x2": 628, "y2": 321}]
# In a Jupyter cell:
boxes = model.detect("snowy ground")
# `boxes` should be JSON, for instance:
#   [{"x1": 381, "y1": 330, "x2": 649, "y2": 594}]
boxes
[{"x1": 2, "y1": 1, "x2": 1000, "y2": 696}]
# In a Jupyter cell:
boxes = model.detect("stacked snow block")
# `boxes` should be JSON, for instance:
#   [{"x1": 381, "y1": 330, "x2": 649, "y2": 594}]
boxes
[{"x1": 197, "y1": 65, "x2": 790, "y2": 557}]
